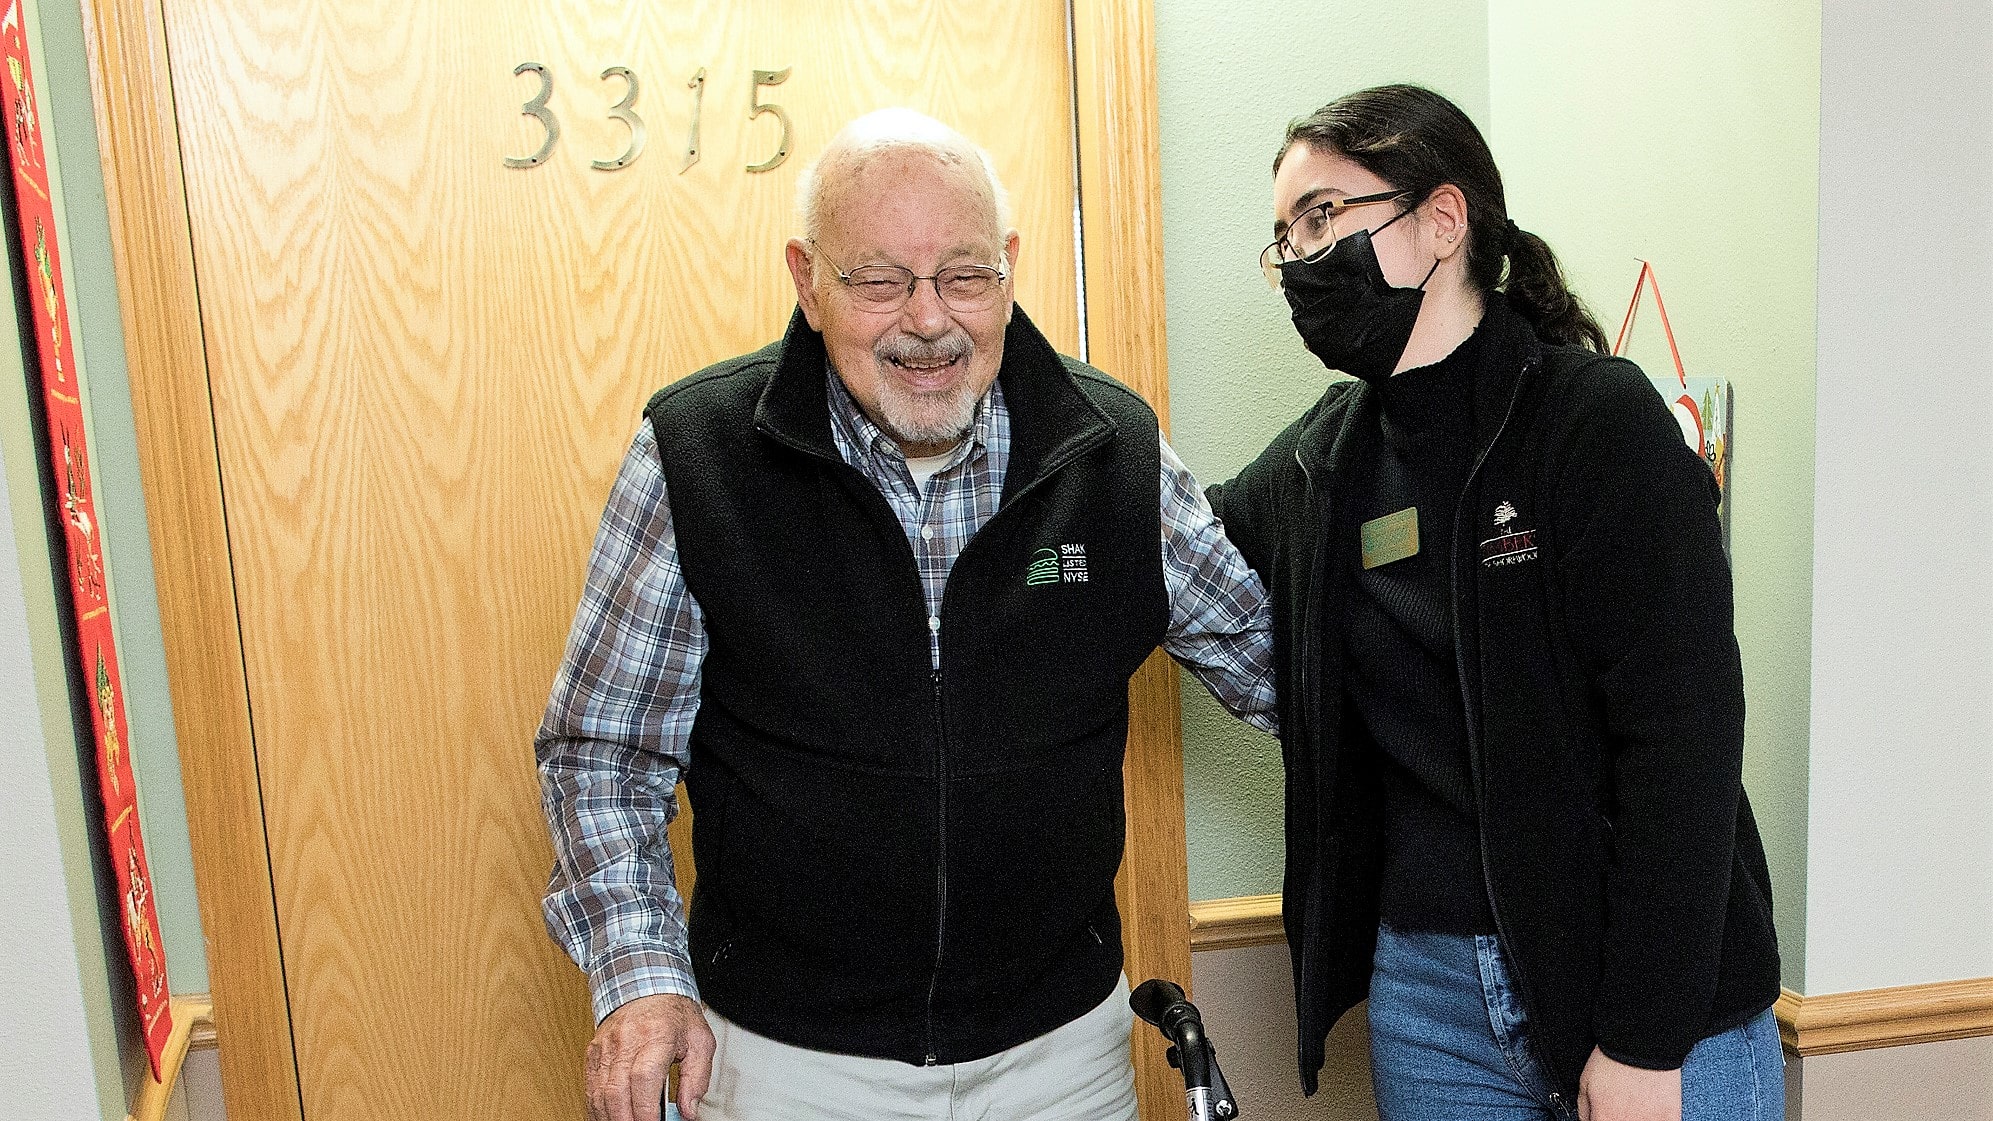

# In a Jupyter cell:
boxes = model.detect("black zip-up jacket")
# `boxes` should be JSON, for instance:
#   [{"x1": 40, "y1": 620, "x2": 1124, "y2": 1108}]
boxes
[{"x1": 1209, "y1": 301, "x2": 1780, "y2": 1098}]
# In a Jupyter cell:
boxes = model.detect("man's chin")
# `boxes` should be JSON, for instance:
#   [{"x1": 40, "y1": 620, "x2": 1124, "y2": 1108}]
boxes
[
  {"x1": 880, "y1": 417, "x2": 972, "y2": 450},
  {"x1": 877, "y1": 397, "x2": 976, "y2": 450}
]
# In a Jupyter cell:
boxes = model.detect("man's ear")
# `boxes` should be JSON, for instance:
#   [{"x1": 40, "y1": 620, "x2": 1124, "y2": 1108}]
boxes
[
  {"x1": 786, "y1": 238, "x2": 824, "y2": 329},
  {"x1": 1000, "y1": 230, "x2": 1021, "y2": 322}
]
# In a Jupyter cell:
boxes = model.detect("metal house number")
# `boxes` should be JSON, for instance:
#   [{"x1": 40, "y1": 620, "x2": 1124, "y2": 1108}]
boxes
[{"x1": 505, "y1": 61, "x2": 794, "y2": 174}]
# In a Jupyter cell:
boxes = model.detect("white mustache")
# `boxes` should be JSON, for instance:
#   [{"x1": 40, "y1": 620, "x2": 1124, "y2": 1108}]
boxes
[{"x1": 876, "y1": 333, "x2": 972, "y2": 366}]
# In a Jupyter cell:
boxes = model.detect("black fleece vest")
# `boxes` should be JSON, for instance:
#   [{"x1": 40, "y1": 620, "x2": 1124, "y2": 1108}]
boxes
[{"x1": 648, "y1": 307, "x2": 1167, "y2": 1065}]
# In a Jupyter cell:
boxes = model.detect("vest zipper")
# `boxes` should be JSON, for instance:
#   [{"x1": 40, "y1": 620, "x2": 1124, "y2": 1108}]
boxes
[
  {"x1": 923, "y1": 665, "x2": 947, "y2": 1066},
  {"x1": 908, "y1": 413, "x2": 1114, "y2": 1066},
  {"x1": 1448, "y1": 356, "x2": 1552, "y2": 1053},
  {"x1": 758, "y1": 406, "x2": 1117, "y2": 1067}
]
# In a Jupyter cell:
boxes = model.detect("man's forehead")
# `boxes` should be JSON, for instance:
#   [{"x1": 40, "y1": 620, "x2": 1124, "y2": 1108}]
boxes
[
  {"x1": 816, "y1": 159, "x2": 1003, "y2": 258},
  {"x1": 825, "y1": 239, "x2": 999, "y2": 267},
  {"x1": 843, "y1": 150, "x2": 990, "y2": 204}
]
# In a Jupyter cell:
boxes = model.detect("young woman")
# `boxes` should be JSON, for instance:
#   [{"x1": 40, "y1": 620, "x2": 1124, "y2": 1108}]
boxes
[{"x1": 1209, "y1": 85, "x2": 1783, "y2": 1121}]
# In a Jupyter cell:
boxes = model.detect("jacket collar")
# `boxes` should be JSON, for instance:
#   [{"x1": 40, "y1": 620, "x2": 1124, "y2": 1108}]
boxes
[
  {"x1": 1293, "y1": 295, "x2": 1545, "y2": 478},
  {"x1": 752, "y1": 303, "x2": 1115, "y2": 497}
]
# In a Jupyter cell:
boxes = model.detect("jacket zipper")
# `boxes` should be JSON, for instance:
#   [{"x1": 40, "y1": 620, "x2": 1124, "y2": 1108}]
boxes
[
  {"x1": 1448, "y1": 356, "x2": 1564, "y2": 1108},
  {"x1": 923, "y1": 665, "x2": 947, "y2": 1065},
  {"x1": 1291, "y1": 445, "x2": 1335, "y2": 1007}
]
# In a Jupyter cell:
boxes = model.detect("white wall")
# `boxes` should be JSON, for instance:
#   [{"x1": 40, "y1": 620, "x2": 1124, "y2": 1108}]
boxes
[{"x1": 1805, "y1": 0, "x2": 1993, "y2": 995}]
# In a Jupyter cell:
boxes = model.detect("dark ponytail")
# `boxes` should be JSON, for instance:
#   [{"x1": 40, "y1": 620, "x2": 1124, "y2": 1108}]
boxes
[
  {"x1": 1275, "y1": 85, "x2": 1609, "y2": 352},
  {"x1": 1501, "y1": 222, "x2": 1609, "y2": 352}
]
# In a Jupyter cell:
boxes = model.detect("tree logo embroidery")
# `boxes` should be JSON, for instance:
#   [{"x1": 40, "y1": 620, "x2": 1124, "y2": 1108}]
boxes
[{"x1": 1480, "y1": 500, "x2": 1538, "y2": 567}]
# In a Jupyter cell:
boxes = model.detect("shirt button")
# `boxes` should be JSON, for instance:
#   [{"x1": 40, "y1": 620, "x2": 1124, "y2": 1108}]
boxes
[
  {"x1": 920, "y1": 525, "x2": 935, "y2": 541},
  {"x1": 928, "y1": 616, "x2": 941, "y2": 633}
]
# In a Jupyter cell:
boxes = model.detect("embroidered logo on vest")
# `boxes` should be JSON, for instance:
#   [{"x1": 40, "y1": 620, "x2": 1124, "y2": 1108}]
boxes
[
  {"x1": 1480, "y1": 501, "x2": 1539, "y2": 567},
  {"x1": 1028, "y1": 543, "x2": 1089, "y2": 585}
]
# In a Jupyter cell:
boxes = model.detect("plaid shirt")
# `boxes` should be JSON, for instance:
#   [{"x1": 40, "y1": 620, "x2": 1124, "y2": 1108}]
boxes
[{"x1": 537, "y1": 370, "x2": 1276, "y2": 1022}]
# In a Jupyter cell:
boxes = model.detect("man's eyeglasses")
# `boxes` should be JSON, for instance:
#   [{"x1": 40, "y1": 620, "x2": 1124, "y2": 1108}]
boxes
[
  {"x1": 810, "y1": 241, "x2": 1009, "y2": 313},
  {"x1": 1259, "y1": 190, "x2": 1410, "y2": 289}
]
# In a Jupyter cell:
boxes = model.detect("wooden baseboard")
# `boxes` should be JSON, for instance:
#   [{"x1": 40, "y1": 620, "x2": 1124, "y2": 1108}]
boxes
[
  {"x1": 126, "y1": 994, "x2": 214, "y2": 1121},
  {"x1": 169, "y1": 922, "x2": 1993, "y2": 1072},
  {"x1": 1778, "y1": 978, "x2": 1993, "y2": 1056},
  {"x1": 185, "y1": 992, "x2": 217, "y2": 1051},
  {"x1": 1188, "y1": 893, "x2": 1284, "y2": 951},
  {"x1": 1188, "y1": 894, "x2": 1993, "y2": 1058}
]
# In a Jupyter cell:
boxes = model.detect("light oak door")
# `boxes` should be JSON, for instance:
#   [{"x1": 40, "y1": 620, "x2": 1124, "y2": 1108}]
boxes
[{"x1": 143, "y1": 1, "x2": 1179, "y2": 1119}]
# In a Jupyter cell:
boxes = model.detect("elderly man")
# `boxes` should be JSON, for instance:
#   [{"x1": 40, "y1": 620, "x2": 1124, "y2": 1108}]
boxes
[{"x1": 537, "y1": 109, "x2": 1274, "y2": 1121}]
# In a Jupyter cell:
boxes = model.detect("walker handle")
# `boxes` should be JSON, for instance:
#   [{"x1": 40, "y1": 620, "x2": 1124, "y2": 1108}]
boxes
[{"x1": 1131, "y1": 978, "x2": 1240, "y2": 1120}]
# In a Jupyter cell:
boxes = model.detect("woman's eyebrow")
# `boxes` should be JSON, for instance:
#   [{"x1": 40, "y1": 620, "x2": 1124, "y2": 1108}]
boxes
[{"x1": 1275, "y1": 185, "x2": 1343, "y2": 236}]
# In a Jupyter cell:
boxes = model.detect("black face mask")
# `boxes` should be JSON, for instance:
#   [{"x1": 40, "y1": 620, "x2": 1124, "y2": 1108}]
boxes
[{"x1": 1278, "y1": 213, "x2": 1438, "y2": 385}]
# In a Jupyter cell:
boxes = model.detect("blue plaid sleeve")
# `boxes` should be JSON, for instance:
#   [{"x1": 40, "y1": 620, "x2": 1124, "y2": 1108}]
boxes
[
  {"x1": 1158, "y1": 435, "x2": 1279, "y2": 735},
  {"x1": 536, "y1": 423, "x2": 705, "y2": 1021}
]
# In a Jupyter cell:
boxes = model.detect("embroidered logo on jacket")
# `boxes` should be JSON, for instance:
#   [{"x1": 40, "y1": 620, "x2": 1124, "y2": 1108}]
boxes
[
  {"x1": 1027, "y1": 543, "x2": 1088, "y2": 585},
  {"x1": 1479, "y1": 500, "x2": 1539, "y2": 567}
]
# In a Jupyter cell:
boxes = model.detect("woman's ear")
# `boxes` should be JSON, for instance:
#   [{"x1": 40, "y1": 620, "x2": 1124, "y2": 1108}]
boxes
[{"x1": 1426, "y1": 183, "x2": 1470, "y2": 260}]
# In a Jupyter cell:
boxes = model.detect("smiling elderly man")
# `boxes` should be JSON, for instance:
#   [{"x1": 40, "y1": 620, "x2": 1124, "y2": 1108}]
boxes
[{"x1": 535, "y1": 109, "x2": 1275, "y2": 1121}]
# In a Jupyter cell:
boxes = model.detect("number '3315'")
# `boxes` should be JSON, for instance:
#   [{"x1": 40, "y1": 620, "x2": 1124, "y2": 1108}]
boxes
[{"x1": 504, "y1": 62, "x2": 792, "y2": 174}]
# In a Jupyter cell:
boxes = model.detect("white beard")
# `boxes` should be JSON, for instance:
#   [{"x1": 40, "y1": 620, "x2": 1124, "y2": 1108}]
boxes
[
  {"x1": 872, "y1": 376, "x2": 981, "y2": 448},
  {"x1": 867, "y1": 328, "x2": 981, "y2": 448}
]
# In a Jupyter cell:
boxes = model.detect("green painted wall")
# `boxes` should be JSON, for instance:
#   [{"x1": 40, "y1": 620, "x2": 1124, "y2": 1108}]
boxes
[
  {"x1": 1154, "y1": 0, "x2": 1490, "y2": 900},
  {"x1": 27, "y1": 0, "x2": 210, "y2": 994},
  {"x1": 1487, "y1": 0, "x2": 1819, "y2": 989}
]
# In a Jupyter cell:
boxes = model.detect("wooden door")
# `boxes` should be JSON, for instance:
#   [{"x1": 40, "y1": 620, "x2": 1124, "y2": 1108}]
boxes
[{"x1": 88, "y1": 1, "x2": 1186, "y2": 1118}]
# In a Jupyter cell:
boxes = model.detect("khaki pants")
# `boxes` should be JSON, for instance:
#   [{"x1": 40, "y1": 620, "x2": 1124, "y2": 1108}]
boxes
[{"x1": 697, "y1": 975, "x2": 1139, "y2": 1121}]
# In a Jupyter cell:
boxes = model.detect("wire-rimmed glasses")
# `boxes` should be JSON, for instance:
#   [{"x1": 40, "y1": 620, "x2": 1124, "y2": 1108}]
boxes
[
  {"x1": 810, "y1": 241, "x2": 1010, "y2": 313},
  {"x1": 1258, "y1": 190, "x2": 1410, "y2": 289}
]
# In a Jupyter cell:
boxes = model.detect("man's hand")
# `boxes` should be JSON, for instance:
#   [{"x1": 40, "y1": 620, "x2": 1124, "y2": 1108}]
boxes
[
  {"x1": 1577, "y1": 1047, "x2": 1681, "y2": 1121},
  {"x1": 585, "y1": 994, "x2": 716, "y2": 1121}
]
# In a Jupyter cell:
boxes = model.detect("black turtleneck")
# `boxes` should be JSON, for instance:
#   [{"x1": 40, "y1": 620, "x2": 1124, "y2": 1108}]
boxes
[{"x1": 1342, "y1": 317, "x2": 1495, "y2": 935}]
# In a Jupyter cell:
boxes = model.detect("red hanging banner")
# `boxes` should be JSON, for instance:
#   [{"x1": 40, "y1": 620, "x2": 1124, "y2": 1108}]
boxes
[
  {"x1": 1613, "y1": 258, "x2": 1690, "y2": 386},
  {"x1": 1612, "y1": 260, "x2": 1733, "y2": 549},
  {"x1": 1615, "y1": 258, "x2": 1705, "y2": 452},
  {"x1": 0, "y1": 0, "x2": 172, "y2": 1076}
]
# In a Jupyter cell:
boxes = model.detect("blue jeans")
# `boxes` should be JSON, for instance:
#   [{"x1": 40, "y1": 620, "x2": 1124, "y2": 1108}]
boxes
[{"x1": 1368, "y1": 924, "x2": 1784, "y2": 1121}]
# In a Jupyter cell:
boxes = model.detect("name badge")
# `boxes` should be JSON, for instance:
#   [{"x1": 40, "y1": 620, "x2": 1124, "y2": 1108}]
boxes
[{"x1": 1360, "y1": 507, "x2": 1420, "y2": 570}]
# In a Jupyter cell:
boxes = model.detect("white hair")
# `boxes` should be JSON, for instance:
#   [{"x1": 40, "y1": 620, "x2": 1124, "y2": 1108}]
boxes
[{"x1": 795, "y1": 108, "x2": 1013, "y2": 245}]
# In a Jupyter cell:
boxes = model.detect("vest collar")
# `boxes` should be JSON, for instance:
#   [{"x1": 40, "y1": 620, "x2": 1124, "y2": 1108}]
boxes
[{"x1": 753, "y1": 304, "x2": 1116, "y2": 497}]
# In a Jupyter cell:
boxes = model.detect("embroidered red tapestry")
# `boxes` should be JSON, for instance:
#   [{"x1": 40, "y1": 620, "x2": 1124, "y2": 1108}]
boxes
[{"x1": 0, "y1": 0, "x2": 172, "y2": 1076}]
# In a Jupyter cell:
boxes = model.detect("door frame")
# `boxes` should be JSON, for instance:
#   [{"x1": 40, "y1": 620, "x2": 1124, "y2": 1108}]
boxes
[{"x1": 81, "y1": 1, "x2": 1189, "y2": 1117}]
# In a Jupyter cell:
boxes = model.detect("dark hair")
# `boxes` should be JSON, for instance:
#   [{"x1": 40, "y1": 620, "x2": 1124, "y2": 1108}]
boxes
[{"x1": 1275, "y1": 84, "x2": 1608, "y2": 352}]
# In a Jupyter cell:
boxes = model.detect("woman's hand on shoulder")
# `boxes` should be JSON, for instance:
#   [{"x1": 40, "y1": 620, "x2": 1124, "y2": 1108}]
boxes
[{"x1": 1577, "y1": 1046, "x2": 1680, "y2": 1121}]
